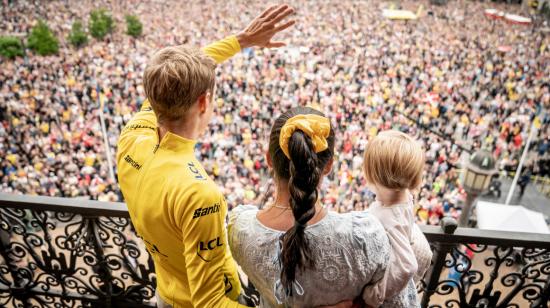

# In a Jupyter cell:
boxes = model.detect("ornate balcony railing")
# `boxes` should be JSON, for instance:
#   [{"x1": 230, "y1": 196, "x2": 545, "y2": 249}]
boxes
[
  {"x1": 420, "y1": 219, "x2": 550, "y2": 308},
  {"x1": 0, "y1": 193, "x2": 549, "y2": 308},
  {"x1": 0, "y1": 194, "x2": 155, "y2": 308}
]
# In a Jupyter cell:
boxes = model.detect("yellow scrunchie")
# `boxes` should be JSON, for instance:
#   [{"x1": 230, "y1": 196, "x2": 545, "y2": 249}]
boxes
[{"x1": 279, "y1": 114, "x2": 331, "y2": 159}]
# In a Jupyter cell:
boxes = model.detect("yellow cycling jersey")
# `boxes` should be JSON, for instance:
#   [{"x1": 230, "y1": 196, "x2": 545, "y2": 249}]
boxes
[{"x1": 117, "y1": 36, "x2": 247, "y2": 308}]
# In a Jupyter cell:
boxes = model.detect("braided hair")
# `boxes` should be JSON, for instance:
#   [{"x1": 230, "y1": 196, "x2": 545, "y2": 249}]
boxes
[{"x1": 268, "y1": 107, "x2": 335, "y2": 294}]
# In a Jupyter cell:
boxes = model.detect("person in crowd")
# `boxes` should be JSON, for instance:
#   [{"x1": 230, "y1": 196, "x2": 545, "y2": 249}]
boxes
[
  {"x1": 229, "y1": 107, "x2": 418, "y2": 307},
  {"x1": 518, "y1": 164, "x2": 533, "y2": 198},
  {"x1": 117, "y1": 4, "x2": 295, "y2": 307}
]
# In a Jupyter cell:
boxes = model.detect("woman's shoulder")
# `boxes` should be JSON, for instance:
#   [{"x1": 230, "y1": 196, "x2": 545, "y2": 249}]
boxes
[
  {"x1": 228, "y1": 205, "x2": 259, "y2": 240},
  {"x1": 314, "y1": 210, "x2": 389, "y2": 251},
  {"x1": 329, "y1": 210, "x2": 386, "y2": 235},
  {"x1": 230, "y1": 204, "x2": 259, "y2": 216},
  {"x1": 229, "y1": 204, "x2": 258, "y2": 224},
  {"x1": 227, "y1": 205, "x2": 280, "y2": 276},
  {"x1": 352, "y1": 211, "x2": 388, "y2": 247}
]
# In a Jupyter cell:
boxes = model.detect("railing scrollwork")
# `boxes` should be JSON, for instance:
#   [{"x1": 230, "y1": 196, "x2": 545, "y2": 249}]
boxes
[
  {"x1": 0, "y1": 194, "x2": 156, "y2": 308},
  {"x1": 420, "y1": 218, "x2": 550, "y2": 308}
]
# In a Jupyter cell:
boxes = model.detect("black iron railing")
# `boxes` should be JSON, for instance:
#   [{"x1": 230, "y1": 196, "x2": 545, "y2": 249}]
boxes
[
  {"x1": 0, "y1": 194, "x2": 155, "y2": 308},
  {"x1": 420, "y1": 218, "x2": 550, "y2": 308},
  {"x1": 0, "y1": 193, "x2": 549, "y2": 308}
]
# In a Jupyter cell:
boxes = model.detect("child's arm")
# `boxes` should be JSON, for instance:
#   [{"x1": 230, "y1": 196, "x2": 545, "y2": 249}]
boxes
[
  {"x1": 411, "y1": 223, "x2": 433, "y2": 284},
  {"x1": 362, "y1": 206, "x2": 418, "y2": 307}
]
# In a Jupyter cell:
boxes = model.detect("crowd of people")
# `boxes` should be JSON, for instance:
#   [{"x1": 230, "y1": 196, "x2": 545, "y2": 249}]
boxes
[{"x1": 1, "y1": 0, "x2": 549, "y2": 225}]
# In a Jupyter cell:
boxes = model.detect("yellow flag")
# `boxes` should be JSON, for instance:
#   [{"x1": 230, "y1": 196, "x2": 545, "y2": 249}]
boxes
[
  {"x1": 534, "y1": 116, "x2": 541, "y2": 129},
  {"x1": 416, "y1": 5, "x2": 423, "y2": 17},
  {"x1": 100, "y1": 93, "x2": 106, "y2": 109}
]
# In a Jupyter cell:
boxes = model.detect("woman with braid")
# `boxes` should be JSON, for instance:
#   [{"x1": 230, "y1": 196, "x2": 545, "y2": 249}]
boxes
[{"x1": 228, "y1": 107, "x2": 418, "y2": 307}]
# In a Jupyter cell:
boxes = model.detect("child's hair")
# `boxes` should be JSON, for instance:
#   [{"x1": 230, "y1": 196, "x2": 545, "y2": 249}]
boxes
[{"x1": 363, "y1": 130, "x2": 425, "y2": 190}]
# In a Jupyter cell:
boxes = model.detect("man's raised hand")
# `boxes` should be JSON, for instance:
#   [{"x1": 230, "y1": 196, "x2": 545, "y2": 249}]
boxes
[{"x1": 236, "y1": 4, "x2": 296, "y2": 49}]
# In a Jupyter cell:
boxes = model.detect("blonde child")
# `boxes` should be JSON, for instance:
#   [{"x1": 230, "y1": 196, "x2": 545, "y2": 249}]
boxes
[{"x1": 361, "y1": 130, "x2": 433, "y2": 307}]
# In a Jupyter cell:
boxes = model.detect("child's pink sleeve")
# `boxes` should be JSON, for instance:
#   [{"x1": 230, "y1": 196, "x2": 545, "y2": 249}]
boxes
[
  {"x1": 411, "y1": 223, "x2": 433, "y2": 284},
  {"x1": 362, "y1": 205, "x2": 418, "y2": 307}
]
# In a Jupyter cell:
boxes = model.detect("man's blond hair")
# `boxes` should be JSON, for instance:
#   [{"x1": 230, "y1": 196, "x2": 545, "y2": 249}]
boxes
[
  {"x1": 363, "y1": 130, "x2": 425, "y2": 190},
  {"x1": 143, "y1": 46, "x2": 216, "y2": 123}
]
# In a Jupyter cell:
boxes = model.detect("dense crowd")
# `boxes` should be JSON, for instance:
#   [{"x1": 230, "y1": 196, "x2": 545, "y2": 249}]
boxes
[{"x1": 1, "y1": 0, "x2": 549, "y2": 225}]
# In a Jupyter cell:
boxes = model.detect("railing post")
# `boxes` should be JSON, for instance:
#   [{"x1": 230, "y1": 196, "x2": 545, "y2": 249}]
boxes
[
  {"x1": 86, "y1": 216, "x2": 114, "y2": 307},
  {"x1": 421, "y1": 217, "x2": 458, "y2": 308},
  {"x1": 0, "y1": 209, "x2": 32, "y2": 307},
  {"x1": 530, "y1": 273, "x2": 550, "y2": 308}
]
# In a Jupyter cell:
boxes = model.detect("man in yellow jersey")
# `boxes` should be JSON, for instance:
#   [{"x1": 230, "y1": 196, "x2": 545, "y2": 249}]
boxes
[{"x1": 116, "y1": 4, "x2": 295, "y2": 308}]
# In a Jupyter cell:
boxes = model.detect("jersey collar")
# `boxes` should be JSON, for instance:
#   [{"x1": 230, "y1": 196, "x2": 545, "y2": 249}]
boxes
[{"x1": 158, "y1": 130, "x2": 196, "y2": 153}]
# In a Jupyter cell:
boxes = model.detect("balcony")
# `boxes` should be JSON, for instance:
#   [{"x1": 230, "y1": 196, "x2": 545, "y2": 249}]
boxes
[{"x1": 0, "y1": 193, "x2": 548, "y2": 308}]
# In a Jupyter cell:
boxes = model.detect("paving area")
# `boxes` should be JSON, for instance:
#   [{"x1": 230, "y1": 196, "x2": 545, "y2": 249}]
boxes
[{"x1": 478, "y1": 176, "x2": 550, "y2": 222}]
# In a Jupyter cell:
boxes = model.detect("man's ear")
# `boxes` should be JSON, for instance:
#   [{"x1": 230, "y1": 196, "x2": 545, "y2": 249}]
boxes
[
  {"x1": 323, "y1": 158, "x2": 333, "y2": 175},
  {"x1": 197, "y1": 92, "x2": 210, "y2": 114}
]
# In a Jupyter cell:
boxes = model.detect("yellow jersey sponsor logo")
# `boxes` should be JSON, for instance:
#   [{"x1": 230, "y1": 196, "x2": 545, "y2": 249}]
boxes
[
  {"x1": 124, "y1": 155, "x2": 142, "y2": 170},
  {"x1": 196, "y1": 237, "x2": 223, "y2": 262},
  {"x1": 192, "y1": 203, "x2": 221, "y2": 219}
]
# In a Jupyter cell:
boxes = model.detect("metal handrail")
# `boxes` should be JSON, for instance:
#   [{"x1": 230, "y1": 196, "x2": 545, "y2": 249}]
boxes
[
  {"x1": 0, "y1": 193, "x2": 129, "y2": 217},
  {"x1": 421, "y1": 224, "x2": 550, "y2": 249},
  {"x1": 2, "y1": 193, "x2": 548, "y2": 241}
]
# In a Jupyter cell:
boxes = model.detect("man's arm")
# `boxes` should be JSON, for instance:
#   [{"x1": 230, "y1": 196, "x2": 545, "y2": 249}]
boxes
[
  {"x1": 118, "y1": 4, "x2": 295, "y2": 161},
  {"x1": 220, "y1": 197, "x2": 242, "y2": 302},
  {"x1": 202, "y1": 4, "x2": 296, "y2": 64},
  {"x1": 119, "y1": 5, "x2": 295, "y2": 132},
  {"x1": 178, "y1": 185, "x2": 246, "y2": 308},
  {"x1": 202, "y1": 36, "x2": 241, "y2": 64}
]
